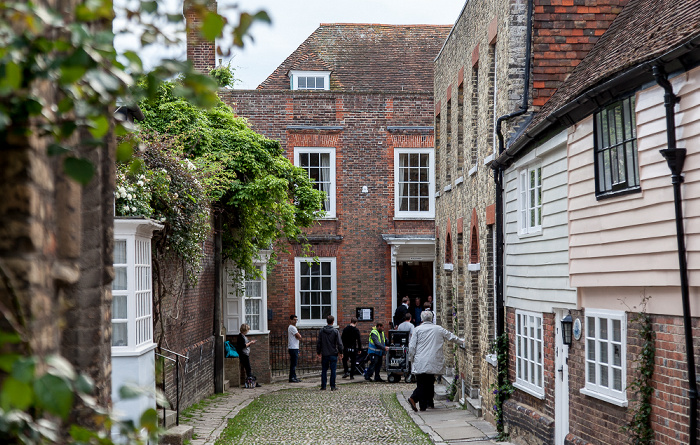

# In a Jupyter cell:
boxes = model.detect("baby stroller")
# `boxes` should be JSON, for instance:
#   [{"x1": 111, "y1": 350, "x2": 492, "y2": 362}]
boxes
[
  {"x1": 354, "y1": 348, "x2": 370, "y2": 376},
  {"x1": 386, "y1": 330, "x2": 413, "y2": 383}
]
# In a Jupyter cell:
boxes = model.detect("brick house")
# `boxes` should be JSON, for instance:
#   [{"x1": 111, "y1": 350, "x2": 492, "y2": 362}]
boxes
[
  {"x1": 494, "y1": 0, "x2": 700, "y2": 443},
  {"x1": 433, "y1": 0, "x2": 627, "y2": 433},
  {"x1": 211, "y1": 23, "x2": 451, "y2": 379}
]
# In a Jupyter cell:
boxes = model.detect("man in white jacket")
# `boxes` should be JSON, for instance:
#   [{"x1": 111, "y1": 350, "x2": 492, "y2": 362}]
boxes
[{"x1": 407, "y1": 310, "x2": 464, "y2": 411}]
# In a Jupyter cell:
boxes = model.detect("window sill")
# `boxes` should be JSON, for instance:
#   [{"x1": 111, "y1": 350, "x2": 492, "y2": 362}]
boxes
[
  {"x1": 485, "y1": 353, "x2": 497, "y2": 367},
  {"x1": 468, "y1": 263, "x2": 480, "y2": 272},
  {"x1": 435, "y1": 191, "x2": 441, "y2": 198},
  {"x1": 297, "y1": 322, "x2": 336, "y2": 329},
  {"x1": 514, "y1": 381, "x2": 545, "y2": 400},
  {"x1": 393, "y1": 216, "x2": 435, "y2": 221},
  {"x1": 443, "y1": 263, "x2": 454, "y2": 271},
  {"x1": 580, "y1": 387, "x2": 628, "y2": 407},
  {"x1": 518, "y1": 228, "x2": 542, "y2": 239},
  {"x1": 468, "y1": 165, "x2": 478, "y2": 177},
  {"x1": 111, "y1": 342, "x2": 157, "y2": 357},
  {"x1": 595, "y1": 186, "x2": 641, "y2": 201},
  {"x1": 245, "y1": 330, "x2": 271, "y2": 336},
  {"x1": 455, "y1": 176, "x2": 464, "y2": 186},
  {"x1": 443, "y1": 184, "x2": 452, "y2": 192},
  {"x1": 483, "y1": 153, "x2": 495, "y2": 166}
]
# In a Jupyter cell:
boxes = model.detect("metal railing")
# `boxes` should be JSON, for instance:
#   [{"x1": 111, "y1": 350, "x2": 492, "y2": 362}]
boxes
[
  {"x1": 269, "y1": 331, "x2": 323, "y2": 377},
  {"x1": 156, "y1": 347, "x2": 189, "y2": 426}
]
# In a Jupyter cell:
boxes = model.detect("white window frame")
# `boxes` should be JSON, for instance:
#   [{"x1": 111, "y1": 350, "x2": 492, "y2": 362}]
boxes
[
  {"x1": 514, "y1": 310, "x2": 544, "y2": 398},
  {"x1": 394, "y1": 147, "x2": 435, "y2": 219},
  {"x1": 518, "y1": 164, "x2": 543, "y2": 235},
  {"x1": 294, "y1": 147, "x2": 336, "y2": 218},
  {"x1": 112, "y1": 239, "x2": 129, "y2": 348},
  {"x1": 289, "y1": 70, "x2": 331, "y2": 91},
  {"x1": 295, "y1": 257, "x2": 337, "y2": 328},
  {"x1": 581, "y1": 309, "x2": 628, "y2": 406},
  {"x1": 241, "y1": 262, "x2": 268, "y2": 334}
]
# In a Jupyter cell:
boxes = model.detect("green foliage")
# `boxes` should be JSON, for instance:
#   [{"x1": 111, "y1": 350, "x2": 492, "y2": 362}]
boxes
[
  {"x1": 116, "y1": 130, "x2": 211, "y2": 283},
  {"x1": 489, "y1": 333, "x2": 514, "y2": 441},
  {"x1": 446, "y1": 376, "x2": 460, "y2": 402},
  {"x1": 622, "y1": 308, "x2": 655, "y2": 444},
  {"x1": 138, "y1": 80, "x2": 325, "y2": 276},
  {"x1": 210, "y1": 64, "x2": 236, "y2": 88}
]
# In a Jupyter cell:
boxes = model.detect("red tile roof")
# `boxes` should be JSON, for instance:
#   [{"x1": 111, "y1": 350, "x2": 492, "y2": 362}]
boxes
[
  {"x1": 527, "y1": 0, "x2": 700, "y2": 132},
  {"x1": 257, "y1": 23, "x2": 452, "y2": 92}
]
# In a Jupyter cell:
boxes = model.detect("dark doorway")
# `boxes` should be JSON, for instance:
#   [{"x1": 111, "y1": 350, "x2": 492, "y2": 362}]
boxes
[{"x1": 396, "y1": 261, "x2": 433, "y2": 311}]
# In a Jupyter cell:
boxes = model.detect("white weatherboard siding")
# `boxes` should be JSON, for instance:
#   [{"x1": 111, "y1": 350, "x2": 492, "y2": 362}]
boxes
[
  {"x1": 568, "y1": 66, "x2": 700, "y2": 316},
  {"x1": 504, "y1": 130, "x2": 576, "y2": 312}
]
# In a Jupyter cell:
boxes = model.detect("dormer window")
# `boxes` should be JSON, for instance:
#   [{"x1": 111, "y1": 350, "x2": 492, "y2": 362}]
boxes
[{"x1": 289, "y1": 70, "x2": 331, "y2": 91}]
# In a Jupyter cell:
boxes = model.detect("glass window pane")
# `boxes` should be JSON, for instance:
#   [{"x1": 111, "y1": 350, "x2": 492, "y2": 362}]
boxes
[
  {"x1": 113, "y1": 267, "x2": 127, "y2": 291},
  {"x1": 316, "y1": 77, "x2": 324, "y2": 89},
  {"x1": 300, "y1": 261, "x2": 309, "y2": 275},
  {"x1": 322, "y1": 277, "x2": 331, "y2": 290},
  {"x1": 299, "y1": 77, "x2": 306, "y2": 88},
  {"x1": 301, "y1": 277, "x2": 310, "y2": 291},
  {"x1": 600, "y1": 365, "x2": 609, "y2": 387},
  {"x1": 587, "y1": 361, "x2": 596, "y2": 384},
  {"x1": 400, "y1": 197, "x2": 408, "y2": 211},
  {"x1": 587, "y1": 317, "x2": 595, "y2": 337},
  {"x1": 599, "y1": 341, "x2": 608, "y2": 363},
  {"x1": 612, "y1": 319, "x2": 621, "y2": 342},
  {"x1": 112, "y1": 322, "x2": 128, "y2": 347},
  {"x1": 613, "y1": 368, "x2": 622, "y2": 391},
  {"x1": 613, "y1": 343, "x2": 621, "y2": 366},
  {"x1": 419, "y1": 197, "x2": 429, "y2": 212},
  {"x1": 322, "y1": 306, "x2": 331, "y2": 319},
  {"x1": 322, "y1": 292, "x2": 331, "y2": 305},
  {"x1": 587, "y1": 339, "x2": 596, "y2": 360},
  {"x1": 113, "y1": 295, "x2": 127, "y2": 319},
  {"x1": 311, "y1": 292, "x2": 320, "y2": 305},
  {"x1": 301, "y1": 292, "x2": 310, "y2": 305},
  {"x1": 311, "y1": 306, "x2": 320, "y2": 319},
  {"x1": 311, "y1": 277, "x2": 320, "y2": 290},
  {"x1": 114, "y1": 240, "x2": 126, "y2": 264},
  {"x1": 599, "y1": 318, "x2": 608, "y2": 339},
  {"x1": 301, "y1": 307, "x2": 310, "y2": 319},
  {"x1": 420, "y1": 154, "x2": 429, "y2": 167},
  {"x1": 321, "y1": 261, "x2": 330, "y2": 276},
  {"x1": 310, "y1": 263, "x2": 320, "y2": 275},
  {"x1": 409, "y1": 198, "x2": 418, "y2": 211}
]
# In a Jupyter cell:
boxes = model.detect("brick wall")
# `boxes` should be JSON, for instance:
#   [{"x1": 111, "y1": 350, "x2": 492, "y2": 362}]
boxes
[
  {"x1": 185, "y1": 1, "x2": 217, "y2": 73},
  {"x1": 154, "y1": 230, "x2": 218, "y2": 409},
  {"x1": 565, "y1": 310, "x2": 700, "y2": 445},
  {"x1": 222, "y1": 89, "x2": 435, "y2": 340},
  {"x1": 531, "y1": 0, "x2": 629, "y2": 107}
]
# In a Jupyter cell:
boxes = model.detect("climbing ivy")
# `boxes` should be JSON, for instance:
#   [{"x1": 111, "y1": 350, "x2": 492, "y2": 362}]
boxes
[
  {"x1": 622, "y1": 309, "x2": 655, "y2": 444},
  {"x1": 489, "y1": 332, "x2": 514, "y2": 440}
]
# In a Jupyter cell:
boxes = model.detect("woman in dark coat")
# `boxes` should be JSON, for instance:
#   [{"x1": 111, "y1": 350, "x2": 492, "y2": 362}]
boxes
[{"x1": 237, "y1": 324, "x2": 261, "y2": 387}]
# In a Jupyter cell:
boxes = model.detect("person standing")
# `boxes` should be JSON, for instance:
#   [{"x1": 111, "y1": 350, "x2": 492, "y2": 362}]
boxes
[
  {"x1": 412, "y1": 297, "x2": 423, "y2": 326},
  {"x1": 237, "y1": 324, "x2": 261, "y2": 387},
  {"x1": 365, "y1": 322, "x2": 389, "y2": 382},
  {"x1": 397, "y1": 312, "x2": 415, "y2": 340},
  {"x1": 316, "y1": 315, "x2": 343, "y2": 391},
  {"x1": 288, "y1": 314, "x2": 302, "y2": 383},
  {"x1": 341, "y1": 317, "x2": 362, "y2": 379},
  {"x1": 407, "y1": 311, "x2": 464, "y2": 411},
  {"x1": 393, "y1": 296, "x2": 410, "y2": 328}
]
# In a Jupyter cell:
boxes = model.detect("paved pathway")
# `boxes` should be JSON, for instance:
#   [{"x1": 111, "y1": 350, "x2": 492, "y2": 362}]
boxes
[{"x1": 182, "y1": 376, "x2": 515, "y2": 445}]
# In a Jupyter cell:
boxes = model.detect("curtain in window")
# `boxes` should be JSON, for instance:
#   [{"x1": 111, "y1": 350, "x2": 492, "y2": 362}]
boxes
[
  {"x1": 399, "y1": 154, "x2": 409, "y2": 211},
  {"x1": 319, "y1": 153, "x2": 330, "y2": 211}
]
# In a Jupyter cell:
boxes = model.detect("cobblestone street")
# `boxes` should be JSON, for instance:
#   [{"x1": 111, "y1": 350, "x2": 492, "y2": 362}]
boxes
[{"x1": 182, "y1": 378, "x2": 511, "y2": 445}]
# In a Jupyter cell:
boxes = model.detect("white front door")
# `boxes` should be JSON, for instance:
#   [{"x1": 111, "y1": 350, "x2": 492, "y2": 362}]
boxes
[{"x1": 554, "y1": 310, "x2": 570, "y2": 445}]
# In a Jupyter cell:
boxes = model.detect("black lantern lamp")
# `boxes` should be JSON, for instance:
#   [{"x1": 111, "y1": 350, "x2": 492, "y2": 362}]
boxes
[{"x1": 561, "y1": 313, "x2": 573, "y2": 346}]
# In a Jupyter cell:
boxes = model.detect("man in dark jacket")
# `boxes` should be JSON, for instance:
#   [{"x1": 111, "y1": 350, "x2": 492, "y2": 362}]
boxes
[
  {"x1": 393, "y1": 296, "x2": 410, "y2": 327},
  {"x1": 316, "y1": 315, "x2": 344, "y2": 391},
  {"x1": 341, "y1": 317, "x2": 362, "y2": 379}
]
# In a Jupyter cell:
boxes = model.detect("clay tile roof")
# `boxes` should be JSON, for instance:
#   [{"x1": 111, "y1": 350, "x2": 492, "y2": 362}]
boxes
[
  {"x1": 257, "y1": 23, "x2": 452, "y2": 91},
  {"x1": 527, "y1": 0, "x2": 700, "y2": 132}
]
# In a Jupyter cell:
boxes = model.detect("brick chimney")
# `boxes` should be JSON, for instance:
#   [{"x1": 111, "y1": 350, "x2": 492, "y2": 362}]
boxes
[
  {"x1": 185, "y1": 1, "x2": 217, "y2": 74},
  {"x1": 531, "y1": 0, "x2": 629, "y2": 107}
]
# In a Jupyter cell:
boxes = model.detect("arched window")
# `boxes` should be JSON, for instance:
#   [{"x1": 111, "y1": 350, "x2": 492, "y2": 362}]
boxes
[
  {"x1": 445, "y1": 233, "x2": 453, "y2": 264},
  {"x1": 470, "y1": 225, "x2": 479, "y2": 264}
]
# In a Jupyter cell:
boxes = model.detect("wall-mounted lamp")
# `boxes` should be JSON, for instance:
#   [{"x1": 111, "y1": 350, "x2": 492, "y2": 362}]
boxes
[{"x1": 561, "y1": 313, "x2": 573, "y2": 346}]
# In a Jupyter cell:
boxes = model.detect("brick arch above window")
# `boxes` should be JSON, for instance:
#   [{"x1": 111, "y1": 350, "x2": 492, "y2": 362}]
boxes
[{"x1": 469, "y1": 208, "x2": 479, "y2": 264}]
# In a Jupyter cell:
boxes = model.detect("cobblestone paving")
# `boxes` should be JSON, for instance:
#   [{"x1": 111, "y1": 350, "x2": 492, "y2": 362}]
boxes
[
  {"x1": 215, "y1": 383, "x2": 430, "y2": 445},
  {"x1": 182, "y1": 378, "x2": 512, "y2": 445}
]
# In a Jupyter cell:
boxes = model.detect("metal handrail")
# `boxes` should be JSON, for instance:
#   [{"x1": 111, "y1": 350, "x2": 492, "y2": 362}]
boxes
[{"x1": 156, "y1": 348, "x2": 190, "y2": 426}]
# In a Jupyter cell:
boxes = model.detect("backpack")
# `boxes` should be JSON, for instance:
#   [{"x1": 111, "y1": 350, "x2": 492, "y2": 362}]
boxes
[
  {"x1": 245, "y1": 375, "x2": 257, "y2": 388},
  {"x1": 225, "y1": 341, "x2": 239, "y2": 358}
]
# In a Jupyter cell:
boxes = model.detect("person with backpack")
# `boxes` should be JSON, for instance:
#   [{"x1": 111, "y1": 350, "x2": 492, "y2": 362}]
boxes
[
  {"x1": 316, "y1": 315, "x2": 343, "y2": 391},
  {"x1": 341, "y1": 317, "x2": 362, "y2": 379}
]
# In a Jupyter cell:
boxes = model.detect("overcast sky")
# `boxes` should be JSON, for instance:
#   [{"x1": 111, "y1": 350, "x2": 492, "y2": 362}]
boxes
[{"x1": 213, "y1": 0, "x2": 465, "y2": 89}]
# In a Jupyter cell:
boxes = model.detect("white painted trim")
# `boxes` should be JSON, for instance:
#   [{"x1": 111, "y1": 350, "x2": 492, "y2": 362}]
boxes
[
  {"x1": 483, "y1": 153, "x2": 495, "y2": 165},
  {"x1": 583, "y1": 308, "x2": 627, "y2": 404},
  {"x1": 468, "y1": 164, "x2": 478, "y2": 176},
  {"x1": 288, "y1": 70, "x2": 331, "y2": 90},
  {"x1": 514, "y1": 381, "x2": 546, "y2": 400},
  {"x1": 580, "y1": 387, "x2": 628, "y2": 407},
  {"x1": 455, "y1": 176, "x2": 464, "y2": 185},
  {"x1": 443, "y1": 263, "x2": 454, "y2": 271},
  {"x1": 394, "y1": 147, "x2": 435, "y2": 218},
  {"x1": 295, "y1": 257, "x2": 337, "y2": 327},
  {"x1": 467, "y1": 263, "x2": 480, "y2": 272},
  {"x1": 294, "y1": 147, "x2": 336, "y2": 218},
  {"x1": 443, "y1": 184, "x2": 452, "y2": 192}
]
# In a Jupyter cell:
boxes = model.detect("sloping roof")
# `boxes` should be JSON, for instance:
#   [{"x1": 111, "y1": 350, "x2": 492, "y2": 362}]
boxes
[
  {"x1": 507, "y1": 0, "x2": 700, "y2": 157},
  {"x1": 257, "y1": 23, "x2": 452, "y2": 92}
]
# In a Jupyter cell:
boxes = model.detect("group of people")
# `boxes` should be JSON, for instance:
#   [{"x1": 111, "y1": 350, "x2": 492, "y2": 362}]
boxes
[{"x1": 240, "y1": 297, "x2": 463, "y2": 412}]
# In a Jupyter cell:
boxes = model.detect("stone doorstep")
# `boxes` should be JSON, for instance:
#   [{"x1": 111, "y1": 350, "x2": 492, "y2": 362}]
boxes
[
  {"x1": 158, "y1": 409, "x2": 177, "y2": 429},
  {"x1": 464, "y1": 395, "x2": 482, "y2": 417},
  {"x1": 159, "y1": 425, "x2": 193, "y2": 445}
]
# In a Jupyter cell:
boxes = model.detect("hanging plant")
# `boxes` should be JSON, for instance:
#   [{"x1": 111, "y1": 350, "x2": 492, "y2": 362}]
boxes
[{"x1": 489, "y1": 332, "x2": 514, "y2": 440}]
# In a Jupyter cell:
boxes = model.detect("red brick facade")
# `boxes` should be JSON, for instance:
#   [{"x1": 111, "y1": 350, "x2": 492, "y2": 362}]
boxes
[
  {"x1": 221, "y1": 89, "x2": 436, "y2": 338},
  {"x1": 532, "y1": 0, "x2": 629, "y2": 107}
]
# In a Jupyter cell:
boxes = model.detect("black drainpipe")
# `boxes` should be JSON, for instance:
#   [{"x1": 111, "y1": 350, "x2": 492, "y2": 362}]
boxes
[
  {"x1": 652, "y1": 65, "x2": 696, "y2": 443},
  {"x1": 492, "y1": 0, "x2": 533, "y2": 414}
]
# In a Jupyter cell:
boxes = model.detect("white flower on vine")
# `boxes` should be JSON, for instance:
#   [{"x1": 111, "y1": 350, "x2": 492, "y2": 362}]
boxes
[
  {"x1": 118, "y1": 186, "x2": 126, "y2": 195},
  {"x1": 160, "y1": 217, "x2": 166, "y2": 222},
  {"x1": 122, "y1": 206, "x2": 130, "y2": 213},
  {"x1": 127, "y1": 194, "x2": 133, "y2": 201},
  {"x1": 131, "y1": 206, "x2": 137, "y2": 212},
  {"x1": 185, "y1": 159, "x2": 196, "y2": 170},
  {"x1": 137, "y1": 180, "x2": 144, "y2": 186}
]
